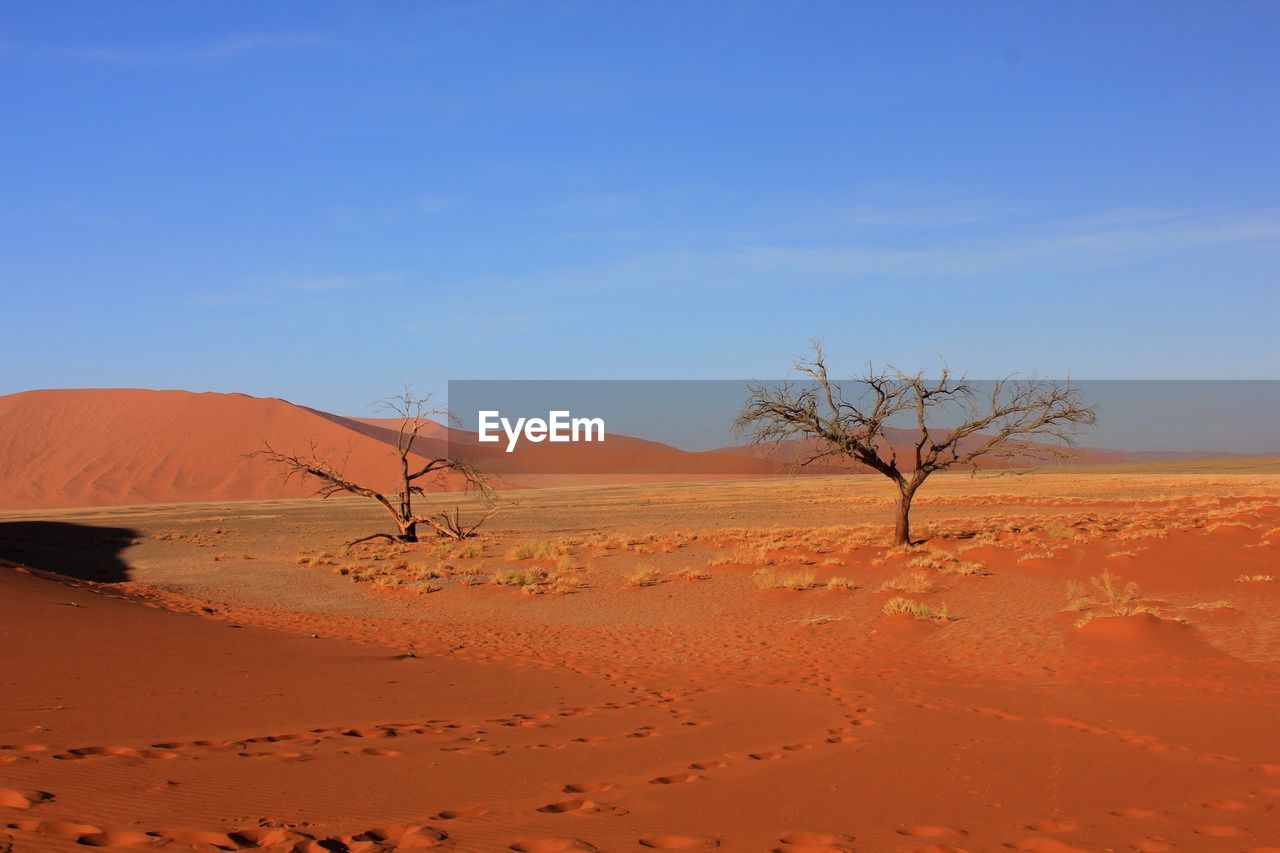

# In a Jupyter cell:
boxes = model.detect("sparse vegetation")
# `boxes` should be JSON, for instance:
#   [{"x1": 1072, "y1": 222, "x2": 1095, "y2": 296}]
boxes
[
  {"x1": 1235, "y1": 574, "x2": 1274, "y2": 583},
  {"x1": 1066, "y1": 569, "x2": 1157, "y2": 627},
  {"x1": 627, "y1": 566, "x2": 662, "y2": 587},
  {"x1": 753, "y1": 568, "x2": 816, "y2": 590},
  {"x1": 493, "y1": 567, "x2": 548, "y2": 588},
  {"x1": 882, "y1": 597, "x2": 950, "y2": 620},
  {"x1": 879, "y1": 570, "x2": 933, "y2": 593},
  {"x1": 505, "y1": 540, "x2": 567, "y2": 561},
  {"x1": 794, "y1": 612, "x2": 845, "y2": 626},
  {"x1": 1184, "y1": 600, "x2": 1234, "y2": 611},
  {"x1": 1045, "y1": 521, "x2": 1078, "y2": 541},
  {"x1": 906, "y1": 550, "x2": 986, "y2": 576}
]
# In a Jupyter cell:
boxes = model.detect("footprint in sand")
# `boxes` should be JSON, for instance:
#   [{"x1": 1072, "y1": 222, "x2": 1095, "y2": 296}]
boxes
[
  {"x1": 1193, "y1": 825, "x2": 1248, "y2": 837},
  {"x1": 7, "y1": 820, "x2": 101, "y2": 837},
  {"x1": 0, "y1": 745, "x2": 45, "y2": 765},
  {"x1": 146, "y1": 829, "x2": 236, "y2": 849},
  {"x1": 341, "y1": 747, "x2": 400, "y2": 757},
  {"x1": 0, "y1": 788, "x2": 53, "y2": 810},
  {"x1": 562, "y1": 783, "x2": 615, "y2": 794},
  {"x1": 1110, "y1": 808, "x2": 1161, "y2": 819},
  {"x1": 748, "y1": 751, "x2": 782, "y2": 761},
  {"x1": 537, "y1": 799, "x2": 626, "y2": 816},
  {"x1": 77, "y1": 831, "x2": 156, "y2": 848},
  {"x1": 357, "y1": 825, "x2": 448, "y2": 847},
  {"x1": 57, "y1": 746, "x2": 142, "y2": 760},
  {"x1": 227, "y1": 827, "x2": 296, "y2": 847},
  {"x1": 897, "y1": 825, "x2": 969, "y2": 838},
  {"x1": 649, "y1": 773, "x2": 700, "y2": 785},
  {"x1": 638, "y1": 837, "x2": 720, "y2": 849},
  {"x1": 1022, "y1": 820, "x2": 1081, "y2": 833},
  {"x1": 1201, "y1": 798, "x2": 1248, "y2": 811},
  {"x1": 689, "y1": 761, "x2": 728, "y2": 771},
  {"x1": 775, "y1": 830, "x2": 855, "y2": 852},
  {"x1": 237, "y1": 750, "x2": 315, "y2": 762},
  {"x1": 434, "y1": 806, "x2": 490, "y2": 820}
]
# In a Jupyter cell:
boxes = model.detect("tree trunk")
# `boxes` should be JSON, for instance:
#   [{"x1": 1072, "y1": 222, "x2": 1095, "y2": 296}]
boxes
[
  {"x1": 398, "y1": 519, "x2": 418, "y2": 543},
  {"x1": 893, "y1": 486, "x2": 914, "y2": 547}
]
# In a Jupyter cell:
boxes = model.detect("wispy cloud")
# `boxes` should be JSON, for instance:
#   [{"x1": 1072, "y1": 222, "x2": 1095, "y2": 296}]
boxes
[
  {"x1": 425, "y1": 206, "x2": 1280, "y2": 300},
  {"x1": 838, "y1": 202, "x2": 991, "y2": 228},
  {"x1": 186, "y1": 271, "x2": 405, "y2": 308},
  {"x1": 288, "y1": 272, "x2": 406, "y2": 293},
  {"x1": 58, "y1": 32, "x2": 325, "y2": 65}
]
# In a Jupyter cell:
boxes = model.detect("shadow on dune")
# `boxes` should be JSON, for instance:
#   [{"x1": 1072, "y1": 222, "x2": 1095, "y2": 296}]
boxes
[{"x1": 0, "y1": 521, "x2": 138, "y2": 583}]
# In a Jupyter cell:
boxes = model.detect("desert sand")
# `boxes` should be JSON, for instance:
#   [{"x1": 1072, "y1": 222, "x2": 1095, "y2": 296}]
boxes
[
  {"x1": 3, "y1": 467, "x2": 1280, "y2": 851},
  {"x1": 0, "y1": 389, "x2": 1197, "y2": 511}
]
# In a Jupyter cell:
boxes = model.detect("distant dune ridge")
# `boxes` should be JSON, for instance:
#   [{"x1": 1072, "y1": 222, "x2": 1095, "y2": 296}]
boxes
[
  {"x1": 0, "y1": 389, "x2": 772, "y2": 509},
  {"x1": 0, "y1": 389, "x2": 467, "y2": 509},
  {"x1": 0, "y1": 387, "x2": 1257, "y2": 509}
]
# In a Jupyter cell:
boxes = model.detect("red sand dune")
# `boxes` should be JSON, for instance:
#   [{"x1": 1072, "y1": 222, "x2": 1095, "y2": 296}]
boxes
[
  {"x1": 0, "y1": 389, "x2": 469, "y2": 509},
  {"x1": 0, "y1": 390, "x2": 774, "y2": 509},
  {"x1": 0, "y1": 388, "x2": 1252, "y2": 509}
]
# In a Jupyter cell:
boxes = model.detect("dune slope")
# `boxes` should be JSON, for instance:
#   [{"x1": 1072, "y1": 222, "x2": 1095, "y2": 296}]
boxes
[{"x1": 0, "y1": 389, "x2": 442, "y2": 509}]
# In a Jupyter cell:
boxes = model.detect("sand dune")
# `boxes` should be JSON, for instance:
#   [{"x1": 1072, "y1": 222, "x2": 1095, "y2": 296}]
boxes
[
  {"x1": 0, "y1": 389, "x2": 461, "y2": 509},
  {"x1": 0, "y1": 390, "x2": 772, "y2": 509},
  {"x1": 0, "y1": 388, "x2": 1262, "y2": 510},
  {"x1": 2, "y1": 473, "x2": 1279, "y2": 849}
]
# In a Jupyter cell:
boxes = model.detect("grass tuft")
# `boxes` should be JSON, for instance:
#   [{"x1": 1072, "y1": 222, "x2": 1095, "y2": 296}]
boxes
[
  {"x1": 753, "y1": 568, "x2": 816, "y2": 590},
  {"x1": 882, "y1": 597, "x2": 950, "y2": 620},
  {"x1": 627, "y1": 566, "x2": 662, "y2": 588}
]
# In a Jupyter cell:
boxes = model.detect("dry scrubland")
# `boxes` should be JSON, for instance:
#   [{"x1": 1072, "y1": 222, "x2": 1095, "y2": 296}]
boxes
[{"x1": 3, "y1": 467, "x2": 1280, "y2": 851}]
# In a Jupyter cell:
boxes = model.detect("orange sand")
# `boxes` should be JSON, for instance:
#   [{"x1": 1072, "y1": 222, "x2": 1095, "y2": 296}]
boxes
[{"x1": 2, "y1": 471, "x2": 1280, "y2": 850}]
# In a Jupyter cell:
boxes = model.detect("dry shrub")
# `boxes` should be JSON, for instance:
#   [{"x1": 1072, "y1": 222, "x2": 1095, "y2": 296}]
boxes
[
  {"x1": 879, "y1": 570, "x2": 933, "y2": 593},
  {"x1": 627, "y1": 566, "x2": 662, "y2": 588},
  {"x1": 505, "y1": 540, "x2": 567, "y2": 561},
  {"x1": 493, "y1": 567, "x2": 548, "y2": 589},
  {"x1": 549, "y1": 572, "x2": 588, "y2": 594},
  {"x1": 869, "y1": 545, "x2": 914, "y2": 566},
  {"x1": 753, "y1": 568, "x2": 816, "y2": 590},
  {"x1": 882, "y1": 597, "x2": 950, "y2": 620},
  {"x1": 826, "y1": 576, "x2": 857, "y2": 591},
  {"x1": 1067, "y1": 569, "x2": 1157, "y2": 627},
  {"x1": 1044, "y1": 521, "x2": 1080, "y2": 541},
  {"x1": 795, "y1": 612, "x2": 845, "y2": 626}
]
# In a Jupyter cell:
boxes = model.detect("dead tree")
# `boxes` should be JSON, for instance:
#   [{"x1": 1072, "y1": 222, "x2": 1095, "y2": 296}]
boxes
[
  {"x1": 735, "y1": 343, "x2": 1097, "y2": 547},
  {"x1": 254, "y1": 390, "x2": 498, "y2": 545}
]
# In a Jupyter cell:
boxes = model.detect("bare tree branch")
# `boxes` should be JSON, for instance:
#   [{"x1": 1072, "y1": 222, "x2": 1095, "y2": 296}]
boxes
[
  {"x1": 251, "y1": 387, "x2": 500, "y2": 544},
  {"x1": 735, "y1": 344, "x2": 1097, "y2": 546}
]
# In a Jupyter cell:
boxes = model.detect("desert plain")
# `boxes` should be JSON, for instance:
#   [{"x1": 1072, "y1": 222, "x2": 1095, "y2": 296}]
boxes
[{"x1": 3, "y1": 463, "x2": 1280, "y2": 852}]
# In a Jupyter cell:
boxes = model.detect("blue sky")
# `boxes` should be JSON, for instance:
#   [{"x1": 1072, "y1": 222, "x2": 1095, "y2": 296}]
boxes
[{"x1": 3, "y1": 1, "x2": 1279, "y2": 415}]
